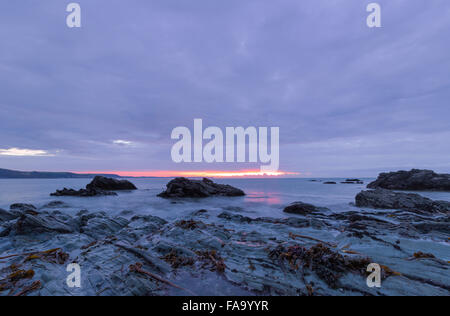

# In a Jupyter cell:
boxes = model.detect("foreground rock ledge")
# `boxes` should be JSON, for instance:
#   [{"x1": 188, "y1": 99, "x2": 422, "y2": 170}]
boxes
[
  {"x1": 158, "y1": 178, "x2": 245, "y2": 198},
  {"x1": 51, "y1": 176, "x2": 137, "y2": 197},
  {"x1": 355, "y1": 188, "x2": 450, "y2": 213},
  {"x1": 367, "y1": 169, "x2": 450, "y2": 191}
]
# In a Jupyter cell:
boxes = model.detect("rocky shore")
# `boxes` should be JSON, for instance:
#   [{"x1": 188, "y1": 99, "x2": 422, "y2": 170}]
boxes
[
  {"x1": 368, "y1": 169, "x2": 450, "y2": 191},
  {"x1": 0, "y1": 174, "x2": 449, "y2": 296}
]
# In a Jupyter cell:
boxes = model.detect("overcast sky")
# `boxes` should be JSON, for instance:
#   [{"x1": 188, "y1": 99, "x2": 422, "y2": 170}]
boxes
[{"x1": 0, "y1": 0, "x2": 449, "y2": 177}]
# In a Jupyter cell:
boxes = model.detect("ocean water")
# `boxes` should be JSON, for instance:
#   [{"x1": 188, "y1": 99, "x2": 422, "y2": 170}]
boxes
[{"x1": 1, "y1": 178, "x2": 449, "y2": 220}]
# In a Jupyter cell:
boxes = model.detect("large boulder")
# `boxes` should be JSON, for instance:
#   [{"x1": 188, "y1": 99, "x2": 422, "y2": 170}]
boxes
[
  {"x1": 355, "y1": 189, "x2": 450, "y2": 213},
  {"x1": 158, "y1": 178, "x2": 245, "y2": 198},
  {"x1": 86, "y1": 176, "x2": 137, "y2": 191},
  {"x1": 283, "y1": 202, "x2": 329, "y2": 215},
  {"x1": 367, "y1": 169, "x2": 450, "y2": 191},
  {"x1": 50, "y1": 176, "x2": 137, "y2": 197}
]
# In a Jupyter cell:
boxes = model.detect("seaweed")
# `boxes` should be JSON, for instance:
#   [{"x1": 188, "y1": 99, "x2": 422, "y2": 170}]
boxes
[
  {"x1": 175, "y1": 220, "x2": 206, "y2": 230},
  {"x1": 413, "y1": 252, "x2": 436, "y2": 259},
  {"x1": 269, "y1": 243, "x2": 371, "y2": 289},
  {"x1": 24, "y1": 248, "x2": 69, "y2": 265},
  {"x1": 161, "y1": 250, "x2": 195, "y2": 269},
  {"x1": 196, "y1": 250, "x2": 227, "y2": 273},
  {"x1": 129, "y1": 262, "x2": 196, "y2": 295}
]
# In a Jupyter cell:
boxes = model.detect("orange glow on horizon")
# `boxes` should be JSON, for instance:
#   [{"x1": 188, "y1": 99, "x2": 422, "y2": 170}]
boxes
[{"x1": 76, "y1": 169, "x2": 300, "y2": 178}]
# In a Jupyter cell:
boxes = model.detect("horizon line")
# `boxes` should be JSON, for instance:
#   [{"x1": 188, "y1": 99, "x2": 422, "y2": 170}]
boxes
[{"x1": 75, "y1": 169, "x2": 301, "y2": 178}]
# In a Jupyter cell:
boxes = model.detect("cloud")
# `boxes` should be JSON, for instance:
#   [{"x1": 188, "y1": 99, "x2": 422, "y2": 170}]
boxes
[
  {"x1": 0, "y1": 148, "x2": 54, "y2": 157},
  {"x1": 112, "y1": 140, "x2": 134, "y2": 146},
  {"x1": 0, "y1": 0, "x2": 449, "y2": 176}
]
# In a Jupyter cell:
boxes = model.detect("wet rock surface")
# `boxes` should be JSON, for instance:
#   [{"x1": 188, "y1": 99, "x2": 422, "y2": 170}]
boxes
[
  {"x1": 158, "y1": 178, "x2": 245, "y2": 198},
  {"x1": 1, "y1": 195, "x2": 449, "y2": 296},
  {"x1": 86, "y1": 176, "x2": 137, "y2": 191},
  {"x1": 283, "y1": 202, "x2": 330, "y2": 215},
  {"x1": 50, "y1": 176, "x2": 137, "y2": 197},
  {"x1": 355, "y1": 189, "x2": 450, "y2": 214},
  {"x1": 368, "y1": 169, "x2": 450, "y2": 191}
]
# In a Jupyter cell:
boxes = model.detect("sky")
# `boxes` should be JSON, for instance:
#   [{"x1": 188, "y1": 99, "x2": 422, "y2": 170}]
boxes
[{"x1": 0, "y1": 0, "x2": 449, "y2": 177}]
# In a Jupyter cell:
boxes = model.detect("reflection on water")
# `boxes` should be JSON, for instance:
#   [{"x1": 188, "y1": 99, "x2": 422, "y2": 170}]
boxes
[{"x1": 245, "y1": 191, "x2": 282, "y2": 205}]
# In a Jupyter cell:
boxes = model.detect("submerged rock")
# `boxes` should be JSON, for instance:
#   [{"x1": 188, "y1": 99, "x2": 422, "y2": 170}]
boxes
[
  {"x1": 158, "y1": 178, "x2": 245, "y2": 198},
  {"x1": 283, "y1": 202, "x2": 329, "y2": 215},
  {"x1": 51, "y1": 188, "x2": 117, "y2": 197},
  {"x1": 367, "y1": 169, "x2": 450, "y2": 191},
  {"x1": 10, "y1": 204, "x2": 37, "y2": 212},
  {"x1": 50, "y1": 176, "x2": 137, "y2": 197},
  {"x1": 41, "y1": 201, "x2": 68, "y2": 209},
  {"x1": 355, "y1": 188, "x2": 450, "y2": 213}
]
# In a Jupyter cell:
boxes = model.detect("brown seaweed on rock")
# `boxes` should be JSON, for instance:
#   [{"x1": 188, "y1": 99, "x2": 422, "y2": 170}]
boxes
[{"x1": 269, "y1": 243, "x2": 371, "y2": 289}]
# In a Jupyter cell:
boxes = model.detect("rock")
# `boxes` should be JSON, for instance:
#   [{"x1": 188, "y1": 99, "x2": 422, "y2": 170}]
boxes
[
  {"x1": 9, "y1": 203, "x2": 39, "y2": 217},
  {"x1": 283, "y1": 202, "x2": 329, "y2": 215},
  {"x1": 50, "y1": 176, "x2": 136, "y2": 197},
  {"x1": 355, "y1": 188, "x2": 450, "y2": 213},
  {"x1": 50, "y1": 188, "x2": 117, "y2": 197},
  {"x1": 41, "y1": 201, "x2": 68, "y2": 208},
  {"x1": 323, "y1": 182, "x2": 337, "y2": 184},
  {"x1": 157, "y1": 178, "x2": 245, "y2": 198},
  {"x1": 341, "y1": 180, "x2": 364, "y2": 184},
  {"x1": 86, "y1": 176, "x2": 137, "y2": 191},
  {"x1": 10, "y1": 204, "x2": 37, "y2": 212},
  {"x1": 0, "y1": 208, "x2": 18, "y2": 222},
  {"x1": 8, "y1": 213, "x2": 77, "y2": 235},
  {"x1": 367, "y1": 169, "x2": 450, "y2": 191}
]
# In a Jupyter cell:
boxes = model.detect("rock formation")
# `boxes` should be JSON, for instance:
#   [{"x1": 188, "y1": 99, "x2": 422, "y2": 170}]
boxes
[
  {"x1": 158, "y1": 178, "x2": 245, "y2": 198},
  {"x1": 355, "y1": 188, "x2": 450, "y2": 213},
  {"x1": 367, "y1": 169, "x2": 450, "y2": 191},
  {"x1": 50, "y1": 176, "x2": 137, "y2": 197}
]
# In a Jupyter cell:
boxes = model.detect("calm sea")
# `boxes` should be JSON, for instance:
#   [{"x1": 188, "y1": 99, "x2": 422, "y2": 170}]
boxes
[{"x1": 1, "y1": 178, "x2": 449, "y2": 221}]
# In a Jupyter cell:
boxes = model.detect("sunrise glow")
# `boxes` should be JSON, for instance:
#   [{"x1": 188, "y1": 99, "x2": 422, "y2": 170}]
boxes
[{"x1": 77, "y1": 170, "x2": 300, "y2": 178}]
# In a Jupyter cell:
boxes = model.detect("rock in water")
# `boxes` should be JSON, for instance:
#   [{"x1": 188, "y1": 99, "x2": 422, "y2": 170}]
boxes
[
  {"x1": 355, "y1": 188, "x2": 450, "y2": 213},
  {"x1": 0, "y1": 208, "x2": 18, "y2": 222},
  {"x1": 157, "y1": 178, "x2": 245, "y2": 198},
  {"x1": 283, "y1": 202, "x2": 329, "y2": 215},
  {"x1": 367, "y1": 169, "x2": 450, "y2": 191},
  {"x1": 51, "y1": 188, "x2": 117, "y2": 197},
  {"x1": 50, "y1": 176, "x2": 137, "y2": 197},
  {"x1": 86, "y1": 176, "x2": 137, "y2": 191}
]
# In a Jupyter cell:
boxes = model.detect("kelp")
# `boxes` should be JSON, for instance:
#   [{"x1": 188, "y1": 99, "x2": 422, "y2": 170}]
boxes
[
  {"x1": 175, "y1": 220, "x2": 206, "y2": 230},
  {"x1": 161, "y1": 250, "x2": 195, "y2": 269},
  {"x1": 269, "y1": 243, "x2": 371, "y2": 289},
  {"x1": 196, "y1": 250, "x2": 227, "y2": 273}
]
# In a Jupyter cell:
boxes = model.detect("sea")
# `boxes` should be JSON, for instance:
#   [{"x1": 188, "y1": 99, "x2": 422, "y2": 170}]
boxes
[{"x1": 1, "y1": 178, "x2": 449, "y2": 221}]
